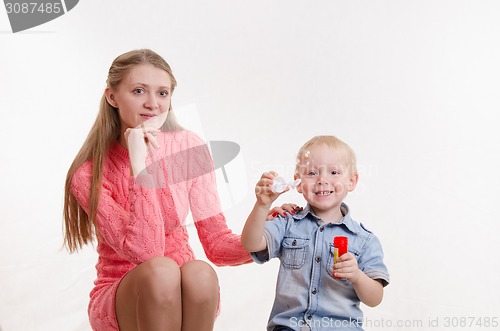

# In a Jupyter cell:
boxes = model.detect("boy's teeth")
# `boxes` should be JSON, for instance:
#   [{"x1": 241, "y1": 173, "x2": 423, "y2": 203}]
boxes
[{"x1": 316, "y1": 191, "x2": 332, "y2": 195}]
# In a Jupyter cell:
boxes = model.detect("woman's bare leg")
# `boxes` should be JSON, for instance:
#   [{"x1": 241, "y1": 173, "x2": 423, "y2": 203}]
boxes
[
  {"x1": 115, "y1": 257, "x2": 182, "y2": 331},
  {"x1": 180, "y1": 260, "x2": 219, "y2": 331}
]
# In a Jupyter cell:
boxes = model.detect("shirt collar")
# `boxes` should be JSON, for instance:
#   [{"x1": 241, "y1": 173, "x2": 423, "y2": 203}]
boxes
[{"x1": 292, "y1": 202, "x2": 359, "y2": 234}]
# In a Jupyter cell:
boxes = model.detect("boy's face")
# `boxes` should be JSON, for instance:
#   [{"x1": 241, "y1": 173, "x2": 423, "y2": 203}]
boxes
[{"x1": 295, "y1": 144, "x2": 358, "y2": 217}]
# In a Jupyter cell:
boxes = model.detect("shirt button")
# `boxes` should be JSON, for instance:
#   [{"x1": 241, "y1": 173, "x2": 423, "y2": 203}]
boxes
[
  {"x1": 312, "y1": 288, "x2": 317, "y2": 295},
  {"x1": 315, "y1": 256, "x2": 321, "y2": 263},
  {"x1": 307, "y1": 314, "x2": 312, "y2": 320},
  {"x1": 292, "y1": 240, "x2": 297, "y2": 246},
  {"x1": 319, "y1": 226, "x2": 324, "y2": 232}
]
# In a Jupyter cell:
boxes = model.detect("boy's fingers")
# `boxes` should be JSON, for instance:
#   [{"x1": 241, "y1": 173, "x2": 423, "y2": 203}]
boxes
[{"x1": 339, "y1": 252, "x2": 352, "y2": 261}]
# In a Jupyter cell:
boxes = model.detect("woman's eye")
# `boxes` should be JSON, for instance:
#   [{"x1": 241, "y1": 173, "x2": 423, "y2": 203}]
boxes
[
  {"x1": 133, "y1": 88, "x2": 145, "y2": 94},
  {"x1": 159, "y1": 90, "x2": 169, "y2": 97}
]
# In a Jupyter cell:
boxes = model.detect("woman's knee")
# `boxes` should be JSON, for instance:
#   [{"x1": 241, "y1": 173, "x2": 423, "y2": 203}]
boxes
[
  {"x1": 133, "y1": 257, "x2": 182, "y2": 304},
  {"x1": 115, "y1": 257, "x2": 183, "y2": 329},
  {"x1": 180, "y1": 260, "x2": 219, "y2": 304}
]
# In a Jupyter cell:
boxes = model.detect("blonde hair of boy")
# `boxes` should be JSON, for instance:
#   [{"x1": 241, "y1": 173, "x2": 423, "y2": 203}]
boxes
[{"x1": 295, "y1": 135, "x2": 358, "y2": 176}]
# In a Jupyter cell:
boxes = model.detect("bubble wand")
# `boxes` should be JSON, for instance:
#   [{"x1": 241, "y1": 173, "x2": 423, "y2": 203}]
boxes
[{"x1": 271, "y1": 176, "x2": 301, "y2": 193}]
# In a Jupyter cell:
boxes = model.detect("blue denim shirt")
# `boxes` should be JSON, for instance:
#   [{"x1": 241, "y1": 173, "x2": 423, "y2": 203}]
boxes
[{"x1": 252, "y1": 203, "x2": 389, "y2": 331}]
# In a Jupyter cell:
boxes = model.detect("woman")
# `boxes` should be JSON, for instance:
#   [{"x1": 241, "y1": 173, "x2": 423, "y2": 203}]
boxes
[{"x1": 63, "y1": 49, "x2": 293, "y2": 331}]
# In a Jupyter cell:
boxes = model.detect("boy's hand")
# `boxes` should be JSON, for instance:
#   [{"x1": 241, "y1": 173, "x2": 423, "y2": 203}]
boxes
[
  {"x1": 333, "y1": 252, "x2": 362, "y2": 283},
  {"x1": 255, "y1": 171, "x2": 287, "y2": 207}
]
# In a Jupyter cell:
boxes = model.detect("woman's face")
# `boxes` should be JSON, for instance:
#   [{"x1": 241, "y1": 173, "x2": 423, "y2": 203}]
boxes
[{"x1": 106, "y1": 63, "x2": 172, "y2": 134}]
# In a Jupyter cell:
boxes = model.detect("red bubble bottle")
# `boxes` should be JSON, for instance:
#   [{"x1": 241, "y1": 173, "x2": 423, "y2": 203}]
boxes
[{"x1": 333, "y1": 236, "x2": 348, "y2": 278}]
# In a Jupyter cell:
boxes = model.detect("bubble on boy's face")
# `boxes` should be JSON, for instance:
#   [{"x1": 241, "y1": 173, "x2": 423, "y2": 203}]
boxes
[
  {"x1": 296, "y1": 149, "x2": 312, "y2": 176},
  {"x1": 297, "y1": 149, "x2": 311, "y2": 166}
]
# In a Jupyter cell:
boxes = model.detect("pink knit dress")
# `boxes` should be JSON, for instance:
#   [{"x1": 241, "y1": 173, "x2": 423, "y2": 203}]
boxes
[{"x1": 71, "y1": 130, "x2": 252, "y2": 330}]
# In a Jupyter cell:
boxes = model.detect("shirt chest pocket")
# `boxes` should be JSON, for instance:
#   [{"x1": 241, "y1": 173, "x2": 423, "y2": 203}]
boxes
[{"x1": 280, "y1": 237, "x2": 309, "y2": 269}]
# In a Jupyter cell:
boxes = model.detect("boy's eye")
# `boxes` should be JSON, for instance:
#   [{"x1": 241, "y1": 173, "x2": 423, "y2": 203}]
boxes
[
  {"x1": 307, "y1": 171, "x2": 317, "y2": 176},
  {"x1": 331, "y1": 170, "x2": 340, "y2": 175}
]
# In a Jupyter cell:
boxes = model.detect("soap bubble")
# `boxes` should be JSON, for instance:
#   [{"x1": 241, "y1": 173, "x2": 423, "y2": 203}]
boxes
[
  {"x1": 297, "y1": 149, "x2": 311, "y2": 165},
  {"x1": 296, "y1": 149, "x2": 312, "y2": 174}
]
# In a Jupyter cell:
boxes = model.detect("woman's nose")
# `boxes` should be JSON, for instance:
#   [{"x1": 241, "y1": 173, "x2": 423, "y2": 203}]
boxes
[{"x1": 144, "y1": 93, "x2": 159, "y2": 110}]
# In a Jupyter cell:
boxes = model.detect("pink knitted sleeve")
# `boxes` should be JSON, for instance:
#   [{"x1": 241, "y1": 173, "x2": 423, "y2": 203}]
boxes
[
  {"x1": 71, "y1": 163, "x2": 166, "y2": 264},
  {"x1": 185, "y1": 133, "x2": 252, "y2": 266}
]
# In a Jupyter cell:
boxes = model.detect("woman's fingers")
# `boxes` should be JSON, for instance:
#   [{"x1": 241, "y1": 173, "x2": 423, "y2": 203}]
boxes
[
  {"x1": 145, "y1": 131, "x2": 159, "y2": 149},
  {"x1": 280, "y1": 203, "x2": 297, "y2": 214},
  {"x1": 266, "y1": 207, "x2": 285, "y2": 220},
  {"x1": 139, "y1": 126, "x2": 160, "y2": 149},
  {"x1": 265, "y1": 203, "x2": 304, "y2": 221}
]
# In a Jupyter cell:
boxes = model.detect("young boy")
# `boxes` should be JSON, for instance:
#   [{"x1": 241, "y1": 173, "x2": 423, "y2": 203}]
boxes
[{"x1": 242, "y1": 135, "x2": 389, "y2": 331}]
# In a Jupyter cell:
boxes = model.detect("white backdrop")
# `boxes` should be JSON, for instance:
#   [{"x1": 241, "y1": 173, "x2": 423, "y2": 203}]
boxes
[{"x1": 1, "y1": 1, "x2": 500, "y2": 330}]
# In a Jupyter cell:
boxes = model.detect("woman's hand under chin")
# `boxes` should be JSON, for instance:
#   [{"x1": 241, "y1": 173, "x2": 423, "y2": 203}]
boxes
[{"x1": 125, "y1": 111, "x2": 168, "y2": 176}]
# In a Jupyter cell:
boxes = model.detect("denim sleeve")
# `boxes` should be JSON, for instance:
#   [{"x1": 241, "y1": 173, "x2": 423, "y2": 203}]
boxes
[
  {"x1": 358, "y1": 233, "x2": 390, "y2": 287},
  {"x1": 250, "y1": 215, "x2": 288, "y2": 264}
]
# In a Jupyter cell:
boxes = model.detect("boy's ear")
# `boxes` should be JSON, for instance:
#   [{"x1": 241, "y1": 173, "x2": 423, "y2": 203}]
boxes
[
  {"x1": 105, "y1": 87, "x2": 118, "y2": 108},
  {"x1": 348, "y1": 173, "x2": 359, "y2": 192},
  {"x1": 294, "y1": 173, "x2": 303, "y2": 193}
]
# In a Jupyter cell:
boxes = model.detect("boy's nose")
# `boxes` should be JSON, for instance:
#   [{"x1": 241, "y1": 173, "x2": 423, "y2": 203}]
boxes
[{"x1": 317, "y1": 175, "x2": 328, "y2": 184}]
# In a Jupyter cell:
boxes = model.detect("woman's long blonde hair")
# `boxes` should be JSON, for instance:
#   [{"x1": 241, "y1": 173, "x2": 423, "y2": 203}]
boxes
[{"x1": 63, "y1": 49, "x2": 182, "y2": 252}]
